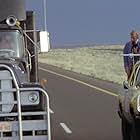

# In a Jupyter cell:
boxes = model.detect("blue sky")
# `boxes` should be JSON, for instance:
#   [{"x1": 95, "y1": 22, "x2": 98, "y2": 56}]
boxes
[{"x1": 26, "y1": 0, "x2": 140, "y2": 46}]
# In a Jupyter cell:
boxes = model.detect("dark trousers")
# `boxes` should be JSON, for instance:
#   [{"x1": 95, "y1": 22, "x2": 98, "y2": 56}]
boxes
[{"x1": 122, "y1": 118, "x2": 132, "y2": 140}]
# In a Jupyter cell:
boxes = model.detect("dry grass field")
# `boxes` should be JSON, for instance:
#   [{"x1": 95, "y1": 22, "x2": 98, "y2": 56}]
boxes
[{"x1": 39, "y1": 45, "x2": 127, "y2": 84}]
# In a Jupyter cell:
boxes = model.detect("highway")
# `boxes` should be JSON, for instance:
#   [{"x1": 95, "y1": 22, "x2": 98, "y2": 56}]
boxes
[{"x1": 39, "y1": 63, "x2": 122, "y2": 140}]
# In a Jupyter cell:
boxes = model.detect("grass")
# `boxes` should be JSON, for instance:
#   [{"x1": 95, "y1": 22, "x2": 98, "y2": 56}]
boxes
[{"x1": 39, "y1": 45, "x2": 127, "y2": 84}]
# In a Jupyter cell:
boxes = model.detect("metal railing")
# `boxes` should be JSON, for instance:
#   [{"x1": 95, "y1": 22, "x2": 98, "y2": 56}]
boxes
[
  {"x1": 0, "y1": 64, "x2": 51, "y2": 140},
  {"x1": 0, "y1": 64, "x2": 23, "y2": 140}
]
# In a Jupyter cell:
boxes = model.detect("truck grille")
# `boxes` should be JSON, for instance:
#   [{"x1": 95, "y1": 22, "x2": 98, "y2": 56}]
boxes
[
  {"x1": 0, "y1": 65, "x2": 51, "y2": 140},
  {"x1": 0, "y1": 70, "x2": 14, "y2": 113}
]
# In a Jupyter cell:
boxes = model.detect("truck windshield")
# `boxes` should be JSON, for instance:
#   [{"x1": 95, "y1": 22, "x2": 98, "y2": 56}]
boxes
[{"x1": 0, "y1": 31, "x2": 24, "y2": 58}]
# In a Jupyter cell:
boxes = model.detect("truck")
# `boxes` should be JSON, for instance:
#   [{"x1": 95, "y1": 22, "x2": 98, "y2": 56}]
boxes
[{"x1": 0, "y1": 0, "x2": 51, "y2": 140}]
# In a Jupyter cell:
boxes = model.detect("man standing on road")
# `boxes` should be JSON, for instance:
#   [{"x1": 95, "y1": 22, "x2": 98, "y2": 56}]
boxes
[{"x1": 123, "y1": 31, "x2": 140, "y2": 79}]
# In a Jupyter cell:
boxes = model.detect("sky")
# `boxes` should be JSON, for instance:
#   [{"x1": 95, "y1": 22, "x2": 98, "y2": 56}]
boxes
[{"x1": 26, "y1": 0, "x2": 140, "y2": 47}]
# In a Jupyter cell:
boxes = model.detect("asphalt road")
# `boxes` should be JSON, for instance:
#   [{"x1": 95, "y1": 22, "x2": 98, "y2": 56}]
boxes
[{"x1": 39, "y1": 63, "x2": 122, "y2": 140}]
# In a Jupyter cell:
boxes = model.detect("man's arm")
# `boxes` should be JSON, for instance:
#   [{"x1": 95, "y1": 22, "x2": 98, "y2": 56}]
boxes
[{"x1": 137, "y1": 42, "x2": 140, "y2": 53}]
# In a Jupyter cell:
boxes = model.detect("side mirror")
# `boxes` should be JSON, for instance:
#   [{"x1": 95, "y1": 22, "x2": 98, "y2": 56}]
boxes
[
  {"x1": 123, "y1": 81, "x2": 128, "y2": 89},
  {"x1": 39, "y1": 31, "x2": 50, "y2": 53}
]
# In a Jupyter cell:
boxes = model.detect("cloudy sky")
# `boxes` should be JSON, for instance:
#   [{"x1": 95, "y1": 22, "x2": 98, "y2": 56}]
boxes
[{"x1": 26, "y1": 0, "x2": 140, "y2": 46}]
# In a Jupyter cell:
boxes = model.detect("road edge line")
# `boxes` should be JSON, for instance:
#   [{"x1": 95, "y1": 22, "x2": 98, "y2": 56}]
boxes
[
  {"x1": 39, "y1": 67, "x2": 118, "y2": 97},
  {"x1": 60, "y1": 123, "x2": 72, "y2": 134}
]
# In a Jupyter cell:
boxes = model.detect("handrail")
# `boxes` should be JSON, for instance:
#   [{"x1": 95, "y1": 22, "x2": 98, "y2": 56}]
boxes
[
  {"x1": 0, "y1": 65, "x2": 51, "y2": 140},
  {"x1": 0, "y1": 64, "x2": 23, "y2": 140},
  {"x1": 121, "y1": 53, "x2": 140, "y2": 57},
  {"x1": 19, "y1": 87, "x2": 51, "y2": 140}
]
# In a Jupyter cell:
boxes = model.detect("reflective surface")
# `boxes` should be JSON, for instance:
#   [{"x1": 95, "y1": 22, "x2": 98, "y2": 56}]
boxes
[{"x1": 0, "y1": 31, "x2": 24, "y2": 58}]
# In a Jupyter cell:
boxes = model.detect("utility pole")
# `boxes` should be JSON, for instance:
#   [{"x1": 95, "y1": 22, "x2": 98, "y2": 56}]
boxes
[
  {"x1": 43, "y1": 0, "x2": 47, "y2": 31},
  {"x1": 40, "y1": 0, "x2": 50, "y2": 52}
]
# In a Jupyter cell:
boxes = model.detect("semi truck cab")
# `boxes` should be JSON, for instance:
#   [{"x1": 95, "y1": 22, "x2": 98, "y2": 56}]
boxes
[{"x1": 0, "y1": 0, "x2": 51, "y2": 140}]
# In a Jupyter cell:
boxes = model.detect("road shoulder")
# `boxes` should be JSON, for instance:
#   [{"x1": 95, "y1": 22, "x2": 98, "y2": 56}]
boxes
[{"x1": 39, "y1": 63, "x2": 121, "y2": 95}]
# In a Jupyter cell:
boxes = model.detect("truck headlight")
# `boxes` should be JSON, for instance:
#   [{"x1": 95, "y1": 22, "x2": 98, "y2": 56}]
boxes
[
  {"x1": 21, "y1": 91, "x2": 40, "y2": 105},
  {"x1": 28, "y1": 93, "x2": 39, "y2": 103}
]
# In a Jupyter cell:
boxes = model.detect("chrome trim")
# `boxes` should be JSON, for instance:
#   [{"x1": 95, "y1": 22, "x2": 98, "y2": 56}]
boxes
[
  {"x1": 0, "y1": 64, "x2": 51, "y2": 140},
  {"x1": 0, "y1": 64, "x2": 23, "y2": 140},
  {"x1": 20, "y1": 87, "x2": 51, "y2": 140},
  {"x1": 137, "y1": 95, "x2": 140, "y2": 112}
]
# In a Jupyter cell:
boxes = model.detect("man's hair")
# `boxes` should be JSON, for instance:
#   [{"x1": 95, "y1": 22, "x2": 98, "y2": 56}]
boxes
[{"x1": 130, "y1": 30, "x2": 139, "y2": 38}]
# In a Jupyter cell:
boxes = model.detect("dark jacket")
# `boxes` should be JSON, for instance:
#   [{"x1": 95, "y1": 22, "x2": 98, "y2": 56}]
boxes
[{"x1": 123, "y1": 41, "x2": 140, "y2": 71}]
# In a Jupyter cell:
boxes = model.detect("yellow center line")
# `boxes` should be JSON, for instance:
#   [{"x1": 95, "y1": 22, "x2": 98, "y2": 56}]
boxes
[{"x1": 39, "y1": 67, "x2": 118, "y2": 97}]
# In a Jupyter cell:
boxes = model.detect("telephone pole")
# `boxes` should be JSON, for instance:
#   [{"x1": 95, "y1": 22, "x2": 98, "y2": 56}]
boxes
[{"x1": 43, "y1": 0, "x2": 47, "y2": 31}]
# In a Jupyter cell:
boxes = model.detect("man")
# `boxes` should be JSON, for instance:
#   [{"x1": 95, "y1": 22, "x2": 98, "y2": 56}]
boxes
[
  {"x1": 0, "y1": 35, "x2": 12, "y2": 49},
  {"x1": 123, "y1": 31, "x2": 140, "y2": 79},
  {"x1": 121, "y1": 31, "x2": 140, "y2": 140}
]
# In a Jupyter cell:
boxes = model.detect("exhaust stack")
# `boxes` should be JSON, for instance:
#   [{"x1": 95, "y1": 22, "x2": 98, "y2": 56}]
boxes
[{"x1": 0, "y1": 0, "x2": 26, "y2": 22}]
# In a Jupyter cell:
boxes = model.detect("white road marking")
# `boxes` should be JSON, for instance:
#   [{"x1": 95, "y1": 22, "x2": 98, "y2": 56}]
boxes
[
  {"x1": 49, "y1": 108, "x2": 54, "y2": 114},
  {"x1": 60, "y1": 123, "x2": 72, "y2": 134},
  {"x1": 39, "y1": 67, "x2": 118, "y2": 97}
]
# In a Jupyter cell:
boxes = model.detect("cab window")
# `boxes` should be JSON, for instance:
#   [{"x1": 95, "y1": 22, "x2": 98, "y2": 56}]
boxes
[{"x1": 0, "y1": 30, "x2": 24, "y2": 58}]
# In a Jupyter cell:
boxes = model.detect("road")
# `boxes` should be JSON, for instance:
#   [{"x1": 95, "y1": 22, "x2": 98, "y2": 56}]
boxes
[{"x1": 39, "y1": 63, "x2": 122, "y2": 140}]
